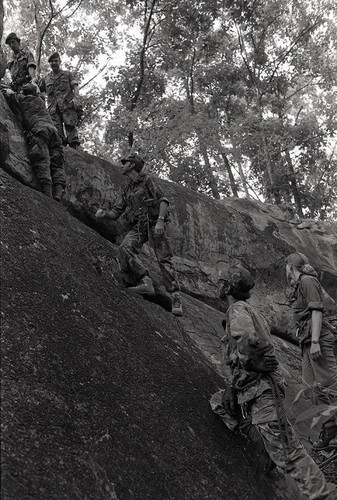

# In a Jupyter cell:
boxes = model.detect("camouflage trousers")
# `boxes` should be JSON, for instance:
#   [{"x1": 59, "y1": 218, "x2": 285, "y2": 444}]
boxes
[
  {"x1": 28, "y1": 128, "x2": 65, "y2": 188},
  {"x1": 119, "y1": 223, "x2": 180, "y2": 293},
  {"x1": 51, "y1": 106, "x2": 80, "y2": 147},
  {"x1": 210, "y1": 388, "x2": 336, "y2": 500}
]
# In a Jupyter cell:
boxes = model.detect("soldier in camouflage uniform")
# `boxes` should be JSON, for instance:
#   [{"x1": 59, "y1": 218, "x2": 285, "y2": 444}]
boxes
[
  {"x1": 5, "y1": 33, "x2": 37, "y2": 92},
  {"x1": 95, "y1": 154, "x2": 183, "y2": 316},
  {"x1": 2, "y1": 83, "x2": 66, "y2": 200},
  {"x1": 40, "y1": 52, "x2": 81, "y2": 149},
  {"x1": 286, "y1": 252, "x2": 337, "y2": 450},
  {"x1": 210, "y1": 265, "x2": 336, "y2": 500}
]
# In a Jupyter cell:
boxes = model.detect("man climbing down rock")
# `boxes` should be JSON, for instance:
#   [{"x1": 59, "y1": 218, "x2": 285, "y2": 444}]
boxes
[
  {"x1": 2, "y1": 83, "x2": 66, "y2": 200},
  {"x1": 95, "y1": 154, "x2": 183, "y2": 317},
  {"x1": 5, "y1": 32, "x2": 37, "y2": 92},
  {"x1": 40, "y1": 52, "x2": 82, "y2": 149},
  {"x1": 210, "y1": 265, "x2": 336, "y2": 499}
]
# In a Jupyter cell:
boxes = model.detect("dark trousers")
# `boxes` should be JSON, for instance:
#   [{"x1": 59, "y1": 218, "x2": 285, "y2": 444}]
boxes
[
  {"x1": 51, "y1": 106, "x2": 80, "y2": 146},
  {"x1": 28, "y1": 128, "x2": 65, "y2": 187},
  {"x1": 119, "y1": 223, "x2": 180, "y2": 293}
]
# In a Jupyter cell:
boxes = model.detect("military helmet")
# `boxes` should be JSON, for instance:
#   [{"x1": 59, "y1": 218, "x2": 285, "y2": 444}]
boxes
[
  {"x1": 5, "y1": 32, "x2": 20, "y2": 44},
  {"x1": 22, "y1": 83, "x2": 38, "y2": 96},
  {"x1": 121, "y1": 154, "x2": 145, "y2": 173},
  {"x1": 219, "y1": 265, "x2": 255, "y2": 299},
  {"x1": 228, "y1": 266, "x2": 255, "y2": 292}
]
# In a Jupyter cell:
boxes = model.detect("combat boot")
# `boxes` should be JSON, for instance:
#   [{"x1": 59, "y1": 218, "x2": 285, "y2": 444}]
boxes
[
  {"x1": 53, "y1": 184, "x2": 64, "y2": 202},
  {"x1": 41, "y1": 182, "x2": 53, "y2": 197},
  {"x1": 312, "y1": 421, "x2": 337, "y2": 450},
  {"x1": 328, "y1": 436, "x2": 337, "y2": 448},
  {"x1": 128, "y1": 276, "x2": 154, "y2": 294},
  {"x1": 171, "y1": 291, "x2": 183, "y2": 316}
]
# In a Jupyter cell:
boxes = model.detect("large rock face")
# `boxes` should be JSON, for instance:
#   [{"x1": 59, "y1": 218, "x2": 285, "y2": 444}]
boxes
[
  {"x1": 2, "y1": 170, "x2": 293, "y2": 500},
  {"x1": 1, "y1": 93, "x2": 337, "y2": 498}
]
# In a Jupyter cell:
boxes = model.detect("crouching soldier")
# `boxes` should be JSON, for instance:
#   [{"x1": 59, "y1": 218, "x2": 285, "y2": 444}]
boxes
[
  {"x1": 95, "y1": 154, "x2": 183, "y2": 316},
  {"x1": 210, "y1": 265, "x2": 336, "y2": 500},
  {"x1": 2, "y1": 83, "x2": 66, "y2": 200}
]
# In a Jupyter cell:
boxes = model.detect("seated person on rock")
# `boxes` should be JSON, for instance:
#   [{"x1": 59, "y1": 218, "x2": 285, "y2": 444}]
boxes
[
  {"x1": 95, "y1": 154, "x2": 183, "y2": 317},
  {"x1": 2, "y1": 83, "x2": 66, "y2": 201},
  {"x1": 210, "y1": 265, "x2": 336, "y2": 500}
]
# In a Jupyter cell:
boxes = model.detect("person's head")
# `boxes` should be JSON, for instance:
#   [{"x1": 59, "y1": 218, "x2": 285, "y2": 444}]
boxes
[
  {"x1": 5, "y1": 33, "x2": 21, "y2": 53},
  {"x1": 121, "y1": 154, "x2": 145, "y2": 178},
  {"x1": 219, "y1": 265, "x2": 255, "y2": 301},
  {"x1": 285, "y1": 252, "x2": 315, "y2": 283},
  {"x1": 22, "y1": 83, "x2": 38, "y2": 96},
  {"x1": 48, "y1": 52, "x2": 61, "y2": 72}
]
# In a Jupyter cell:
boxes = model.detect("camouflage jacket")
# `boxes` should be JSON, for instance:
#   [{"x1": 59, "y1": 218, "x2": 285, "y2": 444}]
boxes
[
  {"x1": 40, "y1": 70, "x2": 78, "y2": 114},
  {"x1": 6, "y1": 93, "x2": 56, "y2": 135},
  {"x1": 7, "y1": 49, "x2": 36, "y2": 91},
  {"x1": 224, "y1": 300, "x2": 285, "y2": 405},
  {"x1": 112, "y1": 173, "x2": 169, "y2": 225},
  {"x1": 290, "y1": 274, "x2": 335, "y2": 344}
]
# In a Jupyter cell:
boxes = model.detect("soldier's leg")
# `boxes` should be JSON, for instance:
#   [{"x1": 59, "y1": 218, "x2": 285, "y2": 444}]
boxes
[
  {"x1": 49, "y1": 131, "x2": 66, "y2": 201},
  {"x1": 50, "y1": 107, "x2": 65, "y2": 144},
  {"x1": 63, "y1": 109, "x2": 80, "y2": 148},
  {"x1": 252, "y1": 390, "x2": 336, "y2": 499},
  {"x1": 150, "y1": 227, "x2": 180, "y2": 293},
  {"x1": 119, "y1": 227, "x2": 149, "y2": 286},
  {"x1": 28, "y1": 135, "x2": 52, "y2": 197},
  {"x1": 210, "y1": 390, "x2": 274, "y2": 472},
  {"x1": 150, "y1": 227, "x2": 182, "y2": 313}
]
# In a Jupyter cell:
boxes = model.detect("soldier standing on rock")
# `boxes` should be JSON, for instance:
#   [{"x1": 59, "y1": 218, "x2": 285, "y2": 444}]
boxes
[
  {"x1": 2, "y1": 83, "x2": 66, "y2": 201},
  {"x1": 5, "y1": 32, "x2": 37, "y2": 92},
  {"x1": 210, "y1": 265, "x2": 336, "y2": 500},
  {"x1": 40, "y1": 52, "x2": 81, "y2": 149},
  {"x1": 95, "y1": 154, "x2": 183, "y2": 317},
  {"x1": 286, "y1": 252, "x2": 337, "y2": 450}
]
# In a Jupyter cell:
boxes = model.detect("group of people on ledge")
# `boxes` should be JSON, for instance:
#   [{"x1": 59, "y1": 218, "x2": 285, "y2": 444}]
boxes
[
  {"x1": 2, "y1": 32, "x2": 81, "y2": 200},
  {"x1": 2, "y1": 31, "x2": 337, "y2": 500}
]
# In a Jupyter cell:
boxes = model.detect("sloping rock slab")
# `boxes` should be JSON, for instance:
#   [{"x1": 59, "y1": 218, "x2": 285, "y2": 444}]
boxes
[{"x1": 1, "y1": 170, "x2": 290, "y2": 500}]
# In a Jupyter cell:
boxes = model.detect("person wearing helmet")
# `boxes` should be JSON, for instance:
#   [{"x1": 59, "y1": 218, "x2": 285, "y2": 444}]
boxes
[
  {"x1": 211, "y1": 265, "x2": 336, "y2": 499},
  {"x1": 95, "y1": 154, "x2": 183, "y2": 316},
  {"x1": 5, "y1": 32, "x2": 37, "y2": 92},
  {"x1": 39, "y1": 52, "x2": 81, "y2": 149},
  {"x1": 2, "y1": 83, "x2": 66, "y2": 201}
]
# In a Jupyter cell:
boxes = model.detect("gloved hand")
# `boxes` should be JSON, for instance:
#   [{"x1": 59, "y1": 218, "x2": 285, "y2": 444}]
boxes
[
  {"x1": 248, "y1": 345, "x2": 279, "y2": 373},
  {"x1": 223, "y1": 386, "x2": 239, "y2": 418}
]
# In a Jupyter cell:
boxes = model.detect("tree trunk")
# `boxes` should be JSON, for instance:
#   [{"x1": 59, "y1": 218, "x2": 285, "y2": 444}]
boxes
[
  {"x1": 0, "y1": 0, "x2": 3, "y2": 42},
  {"x1": 285, "y1": 149, "x2": 304, "y2": 217},
  {"x1": 228, "y1": 130, "x2": 250, "y2": 198},
  {"x1": 199, "y1": 143, "x2": 220, "y2": 199},
  {"x1": 220, "y1": 151, "x2": 238, "y2": 197}
]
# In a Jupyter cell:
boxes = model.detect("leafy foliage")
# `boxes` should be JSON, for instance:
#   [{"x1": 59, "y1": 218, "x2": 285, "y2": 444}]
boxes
[{"x1": 2, "y1": 0, "x2": 337, "y2": 217}]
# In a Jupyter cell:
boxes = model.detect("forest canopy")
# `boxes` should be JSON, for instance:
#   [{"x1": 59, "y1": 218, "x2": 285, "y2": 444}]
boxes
[{"x1": 2, "y1": 0, "x2": 337, "y2": 219}]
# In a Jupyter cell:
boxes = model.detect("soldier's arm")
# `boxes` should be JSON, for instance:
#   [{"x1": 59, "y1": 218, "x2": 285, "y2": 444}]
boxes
[
  {"x1": 39, "y1": 78, "x2": 46, "y2": 93},
  {"x1": 95, "y1": 192, "x2": 128, "y2": 220},
  {"x1": 26, "y1": 51, "x2": 37, "y2": 81},
  {"x1": 3, "y1": 90, "x2": 23, "y2": 121},
  {"x1": 228, "y1": 303, "x2": 258, "y2": 367},
  {"x1": 69, "y1": 71, "x2": 79, "y2": 98},
  {"x1": 229, "y1": 303, "x2": 278, "y2": 373}
]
